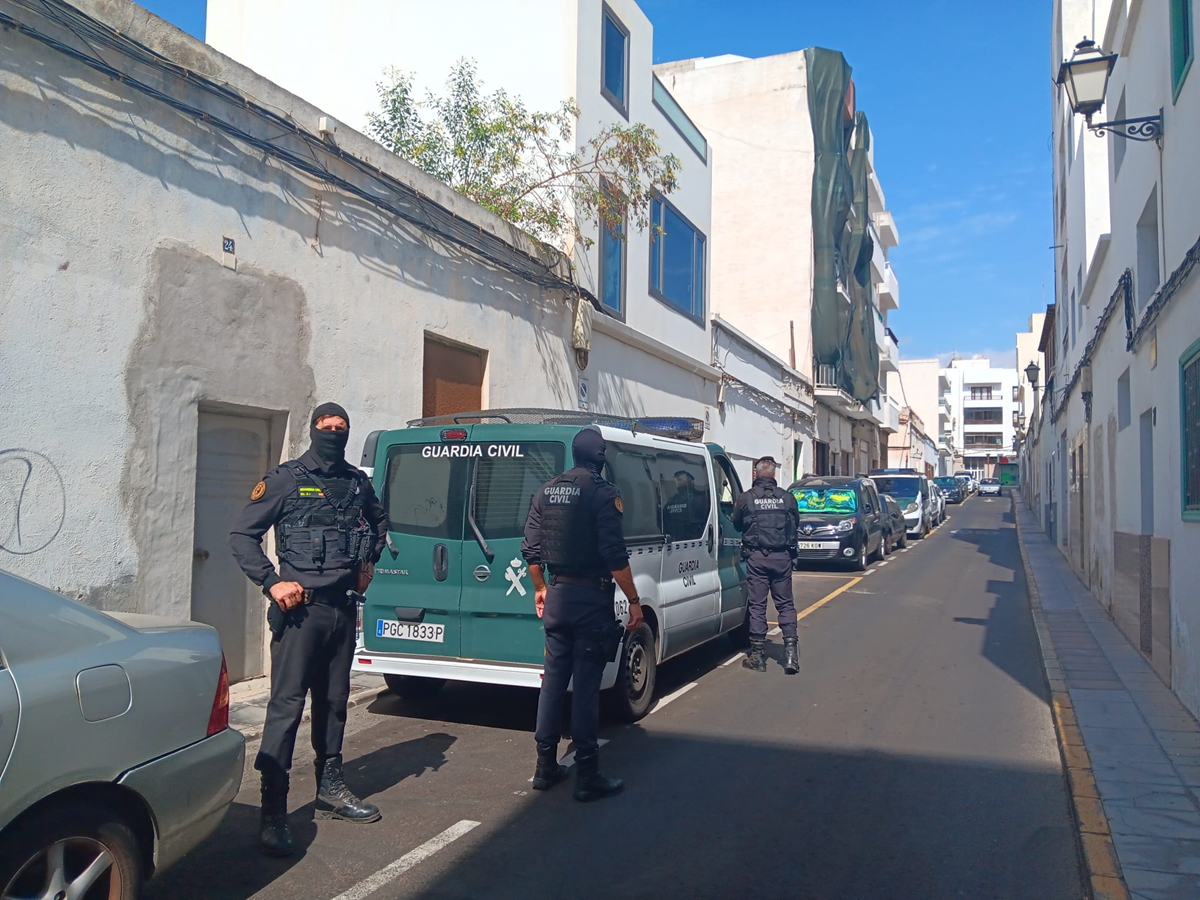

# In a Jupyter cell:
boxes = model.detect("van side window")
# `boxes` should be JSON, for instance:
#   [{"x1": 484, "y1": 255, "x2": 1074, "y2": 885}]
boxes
[
  {"x1": 656, "y1": 450, "x2": 711, "y2": 540},
  {"x1": 714, "y1": 457, "x2": 742, "y2": 516},
  {"x1": 384, "y1": 445, "x2": 468, "y2": 539},
  {"x1": 473, "y1": 443, "x2": 565, "y2": 540},
  {"x1": 604, "y1": 443, "x2": 662, "y2": 542}
]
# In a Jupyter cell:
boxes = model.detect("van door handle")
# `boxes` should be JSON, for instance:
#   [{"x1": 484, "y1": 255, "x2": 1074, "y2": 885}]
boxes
[
  {"x1": 705, "y1": 524, "x2": 714, "y2": 554},
  {"x1": 433, "y1": 544, "x2": 449, "y2": 582}
]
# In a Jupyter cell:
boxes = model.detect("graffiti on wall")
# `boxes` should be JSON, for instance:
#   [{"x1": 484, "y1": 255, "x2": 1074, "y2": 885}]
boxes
[{"x1": 0, "y1": 449, "x2": 66, "y2": 555}]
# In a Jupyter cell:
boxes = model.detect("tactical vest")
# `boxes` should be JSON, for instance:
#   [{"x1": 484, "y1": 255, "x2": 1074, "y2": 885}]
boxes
[
  {"x1": 538, "y1": 468, "x2": 608, "y2": 576},
  {"x1": 275, "y1": 463, "x2": 373, "y2": 574},
  {"x1": 741, "y1": 481, "x2": 798, "y2": 551}
]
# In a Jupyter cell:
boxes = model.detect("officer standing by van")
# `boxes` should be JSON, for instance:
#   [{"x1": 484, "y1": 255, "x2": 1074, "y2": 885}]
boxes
[
  {"x1": 521, "y1": 427, "x2": 643, "y2": 802},
  {"x1": 733, "y1": 456, "x2": 801, "y2": 675},
  {"x1": 229, "y1": 403, "x2": 388, "y2": 857}
]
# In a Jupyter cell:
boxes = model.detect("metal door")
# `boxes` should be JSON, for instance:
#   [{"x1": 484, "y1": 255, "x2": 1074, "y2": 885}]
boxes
[{"x1": 192, "y1": 411, "x2": 271, "y2": 683}]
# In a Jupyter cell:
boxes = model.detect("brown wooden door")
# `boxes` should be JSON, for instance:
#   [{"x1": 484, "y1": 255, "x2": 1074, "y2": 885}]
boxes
[{"x1": 423, "y1": 338, "x2": 484, "y2": 417}]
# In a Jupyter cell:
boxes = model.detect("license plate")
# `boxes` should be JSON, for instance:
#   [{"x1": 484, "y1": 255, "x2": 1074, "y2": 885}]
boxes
[
  {"x1": 797, "y1": 541, "x2": 838, "y2": 550},
  {"x1": 376, "y1": 620, "x2": 445, "y2": 643}
]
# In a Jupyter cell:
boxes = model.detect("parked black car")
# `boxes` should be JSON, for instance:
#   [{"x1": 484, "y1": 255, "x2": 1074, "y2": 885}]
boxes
[
  {"x1": 880, "y1": 493, "x2": 909, "y2": 552},
  {"x1": 787, "y1": 475, "x2": 886, "y2": 571},
  {"x1": 934, "y1": 476, "x2": 965, "y2": 503}
]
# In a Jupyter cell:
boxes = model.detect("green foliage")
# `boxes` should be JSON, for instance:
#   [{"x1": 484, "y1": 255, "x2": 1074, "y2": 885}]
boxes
[{"x1": 366, "y1": 59, "x2": 680, "y2": 250}]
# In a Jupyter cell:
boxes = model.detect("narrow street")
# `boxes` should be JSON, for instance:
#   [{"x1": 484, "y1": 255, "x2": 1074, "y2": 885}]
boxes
[{"x1": 145, "y1": 495, "x2": 1083, "y2": 900}]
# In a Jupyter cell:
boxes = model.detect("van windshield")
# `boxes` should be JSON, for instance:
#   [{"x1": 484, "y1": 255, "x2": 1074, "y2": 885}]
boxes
[
  {"x1": 473, "y1": 443, "x2": 565, "y2": 540},
  {"x1": 872, "y1": 476, "x2": 922, "y2": 502},
  {"x1": 792, "y1": 487, "x2": 857, "y2": 515}
]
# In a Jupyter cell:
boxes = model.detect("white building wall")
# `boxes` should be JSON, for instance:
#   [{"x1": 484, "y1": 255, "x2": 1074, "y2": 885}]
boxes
[
  {"x1": 1036, "y1": 0, "x2": 1200, "y2": 713},
  {"x1": 0, "y1": 0, "x2": 720, "y2": 622},
  {"x1": 942, "y1": 359, "x2": 1018, "y2": 477}
]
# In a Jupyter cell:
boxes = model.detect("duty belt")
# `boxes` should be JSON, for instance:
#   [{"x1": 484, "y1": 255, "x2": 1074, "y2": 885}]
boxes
[
  {"x1": 549, "y1": 573, "x2": 614, "y2": 591},
  {"x1": 302, "y1": 586, "x2": 356, "y2": 606}
]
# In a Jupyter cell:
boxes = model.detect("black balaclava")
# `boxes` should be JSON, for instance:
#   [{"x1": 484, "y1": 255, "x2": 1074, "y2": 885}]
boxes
[
  {"x1": 309, "y1": 402, "x2": 350, "y2": 472},
  {"x1": 572, "y1": 427, "x2": 606, "y2": 475}
]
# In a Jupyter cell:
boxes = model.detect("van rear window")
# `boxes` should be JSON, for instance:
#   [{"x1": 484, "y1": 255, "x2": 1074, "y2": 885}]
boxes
[
  {"x1": 384, "y1": 445, "x2": 468, "y2": 540},
  {"x1": 473, "y1": 443, "x2": 565, "y2": 540}
]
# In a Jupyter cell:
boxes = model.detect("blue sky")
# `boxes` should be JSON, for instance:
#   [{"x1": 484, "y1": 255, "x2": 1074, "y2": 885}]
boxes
[{"x1": 143, "y1": 0, "x2": 1051, "y2": 367}]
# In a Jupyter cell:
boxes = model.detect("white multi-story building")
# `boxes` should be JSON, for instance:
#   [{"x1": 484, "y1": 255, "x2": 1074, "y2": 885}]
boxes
[
  {"x1": 942, "y1": 359, "x2": 1019, "y2": 479},
  {"x1": 655, "y1": 50, "x2": 901, "y2": 479},
  {"x1": 891, "y1": 359, "x2": 953, "y2": 475},
  {"x1": 206, "y1": 0, "x2": 815, "y2": 485},
  {"x1": 1023, "y1": 0, "x2": 1200, "y2": 710}
]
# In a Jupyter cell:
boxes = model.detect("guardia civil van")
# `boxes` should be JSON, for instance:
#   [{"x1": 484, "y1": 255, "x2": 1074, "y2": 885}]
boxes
[{"x1": 351, "y1": 410, "x2": 749, "y2": 721}]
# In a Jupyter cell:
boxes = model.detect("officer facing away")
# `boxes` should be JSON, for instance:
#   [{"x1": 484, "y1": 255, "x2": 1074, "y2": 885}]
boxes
[
  {"x1": 732, "y1": 456, "x2": 801, "y2": 675},
  {"x1": 521, "y1": 427, "x2": 643, "y2": 802},
  {"x1": 229, "y1": 403, "x2": 388, "y2": 857}
]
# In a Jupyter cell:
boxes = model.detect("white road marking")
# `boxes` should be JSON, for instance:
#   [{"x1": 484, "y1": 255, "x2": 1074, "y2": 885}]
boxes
[
  {"x1": 330, "y1": 819, "x2": 481, "y2": 900},
  {"x1": 720, "y1": 653, "x2": 745, "y2": 667},
  {"x1": 767, "y1": 626, "x2": 782, "y2": 636},
  {"x1": 649, "y1": 682, "x2": 698, "y2": 714},
  {"x1": 861, "y1": 569, "x2": 875, "y2": 576},
  {"x1": 878, "y1": 559, "x2": 891, "y2": 566}
]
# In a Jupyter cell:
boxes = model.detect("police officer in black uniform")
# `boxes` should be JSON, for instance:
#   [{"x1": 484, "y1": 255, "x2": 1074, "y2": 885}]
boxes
[
  {"x1": 732, "y1": 456, "x2": 801, "y2": 675},
  {"x1": 229, "y1": 403, "x2": 388, "y2": 857},
  {"x1": 521, "y1": 427, "x2": 643, "y2": 802}
]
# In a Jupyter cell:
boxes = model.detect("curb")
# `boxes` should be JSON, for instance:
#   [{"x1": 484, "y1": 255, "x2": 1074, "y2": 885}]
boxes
[
  {"x1": 1013, "y1": 495, "x2": 1129, "y2": 900},
  {"x1": 232, "y1": 683, "x2": 390, "y2": 745}
]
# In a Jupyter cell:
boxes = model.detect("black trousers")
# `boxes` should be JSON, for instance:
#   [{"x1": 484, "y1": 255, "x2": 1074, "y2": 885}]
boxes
[
  {"x1": 745, "y1": 549, "x2": 798, "y2": 639},
  {"x1": 255, "y1": 599, "x2": 356, "y2": 776},
  {"x1": 534, "y1": 580, "x2": 617, "y2": 758}
]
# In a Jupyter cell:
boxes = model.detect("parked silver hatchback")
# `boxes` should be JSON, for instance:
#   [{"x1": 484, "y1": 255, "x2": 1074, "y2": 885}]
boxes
[{"x1": 0, "y1": 569, "x2": 244, "y2": 899}]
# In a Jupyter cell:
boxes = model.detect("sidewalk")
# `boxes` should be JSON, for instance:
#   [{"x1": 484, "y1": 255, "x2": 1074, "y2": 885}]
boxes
[
  {"x1": 228, "y1": 672, "x2": 387, "y2": 743},
  {"x1": 1015, "y1": 497, "x2": 1200, "y2": 900}
]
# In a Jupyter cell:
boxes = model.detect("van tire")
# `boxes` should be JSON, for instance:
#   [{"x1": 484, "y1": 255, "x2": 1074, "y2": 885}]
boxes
[
  {"x1": 852, "y1": 543, "x2": 868, "y2": 571},
  {"x1": 729, "y1": 608, "x2": 751, "y2": 648},
  {"x1": 603, "y1": 623, "x2": 657, "y2": 723},
  {"x1": 383, "y1": 674, "x2": 445, "y2": 700}
]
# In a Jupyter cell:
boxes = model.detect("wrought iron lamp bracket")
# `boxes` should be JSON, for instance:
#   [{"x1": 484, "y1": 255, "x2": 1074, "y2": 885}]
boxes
[{"x1": 1086, "y1": 110, "x2": 1163, "y2": 143}]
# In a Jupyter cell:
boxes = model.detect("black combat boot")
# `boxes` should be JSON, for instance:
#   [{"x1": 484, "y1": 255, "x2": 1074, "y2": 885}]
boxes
[
  {"x1": 573, "y1": 749, "x2": 624, "y2": 803},
  {"x1": 531, "y1": 742, "x2": 569, "y2": 791},
  {"x1": 742, "y1": 638, "x2": 768, "y2": 672},
  {"x1": 315, "y1": 755, "x2": 382, "y2": 823},
  {"x1": 783, "y1": 637, "x2": 800, "y2": 675},
  {"x1": 259, "y1": 770, "x2": 295, "y2": 858}
]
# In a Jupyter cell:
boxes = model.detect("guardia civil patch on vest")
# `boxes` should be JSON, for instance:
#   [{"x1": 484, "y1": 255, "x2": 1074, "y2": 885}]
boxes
[{"x1": 250, "y1": 481, "x2": 266, "y2": 501}]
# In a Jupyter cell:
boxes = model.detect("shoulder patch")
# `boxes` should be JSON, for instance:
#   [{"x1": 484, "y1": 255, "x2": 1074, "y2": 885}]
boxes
[
  {"x1": 614, "y1": 497, "x2": 624, "y2": 513},
  {"x1": 251, "y1": 481, "x2": 267, "y2": 501}
]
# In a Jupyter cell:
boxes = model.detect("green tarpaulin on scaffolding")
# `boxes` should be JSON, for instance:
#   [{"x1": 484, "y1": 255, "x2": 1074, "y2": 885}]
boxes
[{"x1": 804, "y1": 46, "x2": 881, "y2": 405}]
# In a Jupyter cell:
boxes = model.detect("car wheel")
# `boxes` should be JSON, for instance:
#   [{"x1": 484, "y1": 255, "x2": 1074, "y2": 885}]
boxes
[
  {"x1": 852, "y1": 543, "x2": 868, "y2": 571},
  {"x1": 384, "y1": 674, "x2": 446, "y2": 700},
  {"x1": 882, "y1": 534, "x2": 891, "y2": 557},
  {"x1": 869, "y1": 533, "x2": 885, "y2": 563},
  {"x1": 0, "y1": 803, "x2": 143, "y2": 900},
  {"x1": 603, "y1": 622, "x2": 657, "y2": 722},
  {"x1": 899, "y1": 530, "x2": 909, "y2": 549}
]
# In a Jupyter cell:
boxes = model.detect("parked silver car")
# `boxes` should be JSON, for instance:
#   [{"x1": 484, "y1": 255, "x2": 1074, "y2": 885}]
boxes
[{"x1": 0, "y1": 569, "x2": 244, "y2": 899}]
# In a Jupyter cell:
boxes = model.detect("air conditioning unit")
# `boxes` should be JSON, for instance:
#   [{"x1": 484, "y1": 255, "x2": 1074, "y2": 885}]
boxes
[{"x1": 1080, "y1": 365, "x2": 1093, "y2": 394}]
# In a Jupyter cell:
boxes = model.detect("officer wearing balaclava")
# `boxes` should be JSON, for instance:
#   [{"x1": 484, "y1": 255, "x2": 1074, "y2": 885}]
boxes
[
  {"x1": 230, "y1": 402, "x2": 388, "y2": 857},
  {"x1": 521, "y1": 427, "x2": 643, "y2": 802}
]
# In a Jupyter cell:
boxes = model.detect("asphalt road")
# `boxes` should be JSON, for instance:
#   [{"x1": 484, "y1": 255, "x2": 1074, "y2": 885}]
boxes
[{"x1": 147, "y1": 494, "x2": 1084, "y2": 900}]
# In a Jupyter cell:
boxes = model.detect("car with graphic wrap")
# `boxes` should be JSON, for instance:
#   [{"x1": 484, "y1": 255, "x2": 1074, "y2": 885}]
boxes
[
  {"x1": 787, "y1": 475, "x2": 886, "y2": 571},
  {"x1": 350, "y1": 410, "x2": 748, "y2": 722}
]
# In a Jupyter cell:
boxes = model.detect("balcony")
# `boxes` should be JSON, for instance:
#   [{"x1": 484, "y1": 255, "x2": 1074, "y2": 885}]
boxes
[
  {"x1": 878, "y1": 393, "x2": 901, "y2": 433},
  {"x1": 877, "y1": 262, "x2": 899, "y2": 311},
  {"x1": 814, "y1": 362, "x2": 872, "y2": 419},
  {"x1": 879, "y1": 322, "x2": 899, "y2": 374},
  {"x1": 872, "y1": 210, "x2": 899, "y2": 248},
  {"x1": 869, "y1": 221, "x2": 887, "y2": 284}
]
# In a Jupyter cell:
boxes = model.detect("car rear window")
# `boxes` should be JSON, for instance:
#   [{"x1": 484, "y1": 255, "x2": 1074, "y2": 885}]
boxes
[
  {"x1": 473, "y1": 443, "x2": 565, "y2": 540},
  {"x1": 934, "y1": 478, "x2": 958, "y2": 488},
  {"x1": 792, "y1": 486, "x2": 858, "y2": 514},
  {"x1": 384, "y1": 444, "x2": 469, "y2": 540},
  {"x1": 871, "y1": 476, "x2": 921, "y2": 500}
]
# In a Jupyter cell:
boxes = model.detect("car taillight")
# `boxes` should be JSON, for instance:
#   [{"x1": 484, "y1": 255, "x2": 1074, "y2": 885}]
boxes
[{"x1": 207, "y1": 655, "x2": 230, "y2": 736}]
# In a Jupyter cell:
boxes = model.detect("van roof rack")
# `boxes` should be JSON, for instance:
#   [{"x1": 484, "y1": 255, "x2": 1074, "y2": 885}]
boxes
[{"x1": 407, "y1": 408, "x2": 707, "y2": 442}]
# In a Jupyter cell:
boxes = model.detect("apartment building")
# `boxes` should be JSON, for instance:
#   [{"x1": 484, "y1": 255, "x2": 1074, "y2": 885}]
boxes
[
  {"x1": 1023, "y1": 0, "x2": 1200, "y2": 709},
  {"x1": 892, "y1": 359, "x2": 954, "y2": 475},
  {"x1": 942, "y1": 359, "x2": 1019, "y2": 480},
  {"x1": 656, "y1": 49, "x2": 901, "y2": 479}
]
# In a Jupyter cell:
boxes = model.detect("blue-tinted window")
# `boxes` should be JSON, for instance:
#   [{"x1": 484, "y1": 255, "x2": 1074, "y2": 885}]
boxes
[
  {"x1": 600, "y1": 214, "x2": 624, "y2": 315},
  {"x1": 648, "y1": 194, "x2": 705, "y2": 320},
  {"x1": 602, "y1": 8, "x2": 628, "y2": 114}
]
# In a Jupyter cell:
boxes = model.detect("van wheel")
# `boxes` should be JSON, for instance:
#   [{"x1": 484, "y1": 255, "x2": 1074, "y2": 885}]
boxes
[
  {"x1": 0, "y1": 803, "x2": 143, "y2": 900},
  {"x1": 869, "y1": 535, "x2": 885, "y2": 563},
  {"x1": 852, "y1": 543, "x2": 868, "y2": 571},
  {"x1": 384, "y1": 674, "x2": 445, "y2": 700},
  {"x1": 729, "y1": 608, "x2": 751, "y2": 648},
  {"x1": 603, "y1": 623, "x2": 657, "y2": 723}
]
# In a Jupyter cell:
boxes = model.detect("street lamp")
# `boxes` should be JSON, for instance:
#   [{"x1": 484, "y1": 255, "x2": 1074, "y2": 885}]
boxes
[
  {"x1": 1024, "y1": 361, "x2": 1040, "y2": 392},
  {"x1": 1057, "y1": 38, "x2": 1162, "y2": 142}
]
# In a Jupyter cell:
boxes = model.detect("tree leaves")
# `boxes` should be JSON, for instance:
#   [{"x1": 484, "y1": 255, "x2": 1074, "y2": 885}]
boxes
[{"x1": 365, "y1": 59, "x2": 680, "y2": 252}]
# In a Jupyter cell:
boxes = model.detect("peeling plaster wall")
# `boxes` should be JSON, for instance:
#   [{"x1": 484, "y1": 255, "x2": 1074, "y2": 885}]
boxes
[{"x1": 0, "y1": 0, "x2": 717, "y2": 617}]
